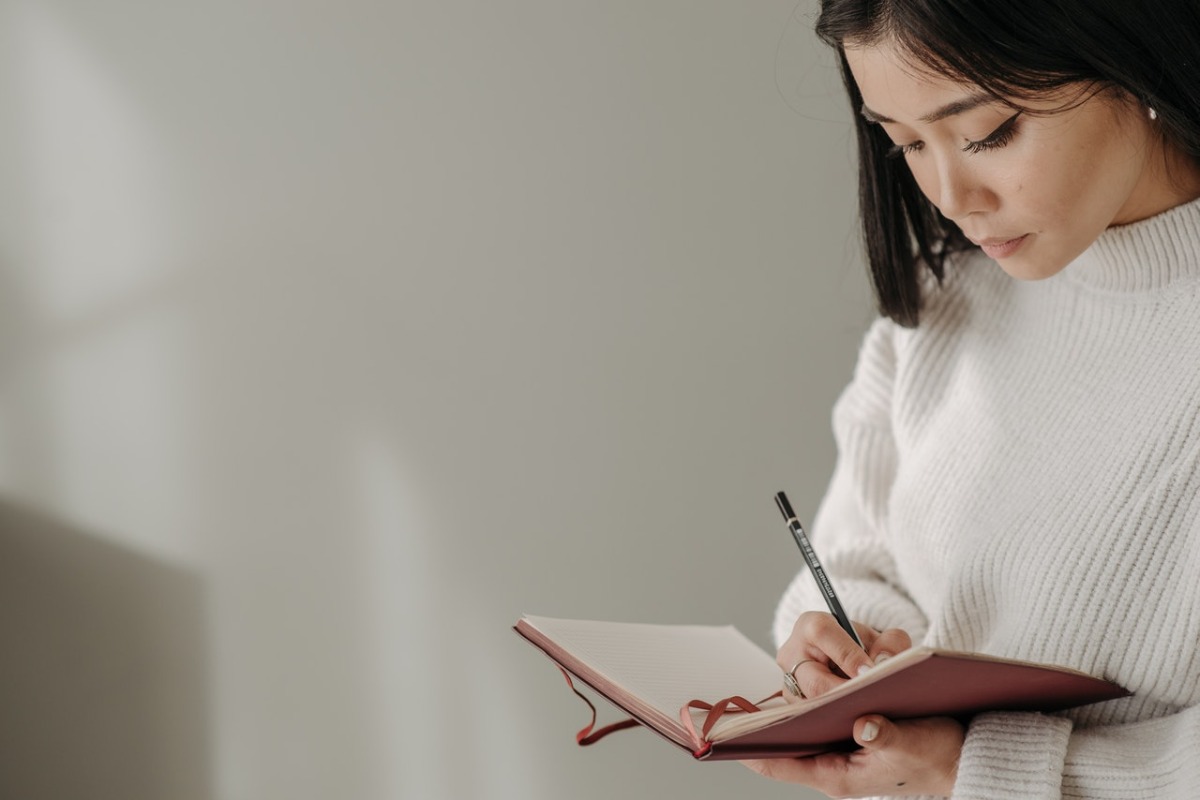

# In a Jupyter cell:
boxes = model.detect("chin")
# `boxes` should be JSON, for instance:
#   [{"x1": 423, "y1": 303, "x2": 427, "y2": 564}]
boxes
[
  {"x1": 992, "y1": 256, "x2": 1067, "y2": 281},
  {"x1": 988, "y1": 239, "x2": 1075, "y2": 280}
]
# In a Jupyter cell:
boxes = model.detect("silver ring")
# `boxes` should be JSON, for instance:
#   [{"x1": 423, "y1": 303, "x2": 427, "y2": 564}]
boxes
[{"x1": 782, "y1": 659, "x2": 813, "y2": 697}]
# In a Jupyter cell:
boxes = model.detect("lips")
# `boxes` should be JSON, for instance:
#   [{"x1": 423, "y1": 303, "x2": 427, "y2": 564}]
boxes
[{"x1": 973, "y1": 234, "x2": 1029, "y2": 260}]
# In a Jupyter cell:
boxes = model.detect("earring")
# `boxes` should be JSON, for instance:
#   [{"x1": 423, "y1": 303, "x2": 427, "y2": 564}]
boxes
[{"x1": 1149, "y1": 106, "x2": 1159, "y2": 121}]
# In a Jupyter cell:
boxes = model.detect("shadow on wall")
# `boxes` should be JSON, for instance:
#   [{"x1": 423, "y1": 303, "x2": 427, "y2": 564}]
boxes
[{"x1": 0, "y1": 497, "x2": 212, "y2": 800}]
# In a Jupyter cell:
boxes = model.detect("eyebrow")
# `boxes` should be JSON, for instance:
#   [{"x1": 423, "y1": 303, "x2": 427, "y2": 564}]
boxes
[{"x1": 860, "y1": 92, "x2": 997, "y2": 125}]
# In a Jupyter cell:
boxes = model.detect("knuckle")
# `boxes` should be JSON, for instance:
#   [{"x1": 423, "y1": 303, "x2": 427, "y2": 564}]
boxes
[
  {"x1": 775, "y1": 645, "x2": 801, "y2": 672},
  {"x1": 883, "y1": 626, "x2": 912, "y2": 647},
  {"x1": 838, "y1": 642, "x2": 871, "y2": 671},
  {"x1": 811, "y1": 674, "x2": 839, "y2": 697},
  {"x1": 835, "y1": 640, "x2": 858, "y2": 660},
  {"x1": 795, "y1": 610, "x2": 827, "y2": 636}
]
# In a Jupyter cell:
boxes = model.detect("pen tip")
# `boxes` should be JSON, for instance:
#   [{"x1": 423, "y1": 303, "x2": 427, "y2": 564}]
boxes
[{"x1": 775, "y1": 491, "x2": 794, "y2": 518}]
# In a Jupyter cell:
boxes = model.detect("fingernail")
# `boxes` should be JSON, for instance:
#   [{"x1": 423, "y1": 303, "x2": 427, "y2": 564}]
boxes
[
  {"x1": 856, "y1": 663, "x2": 873, "y2": 676},
  {"x1": 874, "y1": 652, "x2": 892, "y2": 665},
  {"x1": 861, "y1": 721, "x2": 879, "y2": 742}
]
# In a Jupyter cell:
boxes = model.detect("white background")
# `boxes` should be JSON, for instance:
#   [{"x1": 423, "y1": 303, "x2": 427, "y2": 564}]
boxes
[{"x1": 0, "y1": 2, "x2": 871, "y2": 798}]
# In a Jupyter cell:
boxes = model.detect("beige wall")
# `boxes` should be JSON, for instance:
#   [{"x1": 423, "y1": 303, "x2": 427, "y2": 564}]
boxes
[{"x1": 0, "y1": 2, "x2": 871, "y2": 798}]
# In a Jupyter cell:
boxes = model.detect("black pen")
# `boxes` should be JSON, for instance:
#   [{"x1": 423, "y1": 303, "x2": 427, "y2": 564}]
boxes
[{"x1": 775, "y1": 491, "x2": 866, "y2": 650}]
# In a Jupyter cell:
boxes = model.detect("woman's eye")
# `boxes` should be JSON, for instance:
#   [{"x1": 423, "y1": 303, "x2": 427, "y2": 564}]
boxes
[
  {"x1": 962, "y1": 112, "x2": 1022, "y2": 154},
  {"x1": 882, "y1": 110, "x2": 1021, "y2": 159},
  {"x1": 886, "y1": 140, "x2": 924, "y2": 159}
]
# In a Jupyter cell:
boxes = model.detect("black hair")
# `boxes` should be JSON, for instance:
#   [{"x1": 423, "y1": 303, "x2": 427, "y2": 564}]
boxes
[{"x1": 816, "y1": 0, "x2": 1200, "y2": 326}]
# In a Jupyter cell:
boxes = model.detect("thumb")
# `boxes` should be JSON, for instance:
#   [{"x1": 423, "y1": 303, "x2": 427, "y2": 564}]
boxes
[{"x1": 853, "y1": 714, "x2": 896, "y2": 750}]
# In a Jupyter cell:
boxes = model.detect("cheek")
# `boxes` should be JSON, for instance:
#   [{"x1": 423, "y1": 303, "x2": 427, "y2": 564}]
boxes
[
  {"x1": 984, "y1": 143, "x2": 1073, "y2": 220},
  {"x1": 1010, "y1": 125, "x2": 1116, "y2": 215},
  {"x1": 905, "y1": 159, "x2": 941, "y2": 204},
  {"x1": 1020, "y1": 153, "x2": 1104, "y2": 222}
]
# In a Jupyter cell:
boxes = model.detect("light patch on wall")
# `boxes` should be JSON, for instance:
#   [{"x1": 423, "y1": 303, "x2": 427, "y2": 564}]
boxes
[
  {"x1": 353, "y1": 432, "x2": 449, "y2": 797},
  {"x1": 13, "y1": 1, "x2": 177, "y2": 324},
  {"x1": 351, "y1": 431, "x2": 550, "y2": 798},
  {"x1": 0, "y1": 3, "x2": 193, "y2": 566},
  {"x1": 43, "y1": 308, "x2": 195, "y2": 565}
]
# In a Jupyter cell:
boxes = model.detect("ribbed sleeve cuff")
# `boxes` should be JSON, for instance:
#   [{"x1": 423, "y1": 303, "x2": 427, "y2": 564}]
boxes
[
  {"x1": 841, "y1": 577, "x2": 928, "y2": 638},
  {"x1": 953, "y1": 712, "x2": 1073, "y2": 799}
]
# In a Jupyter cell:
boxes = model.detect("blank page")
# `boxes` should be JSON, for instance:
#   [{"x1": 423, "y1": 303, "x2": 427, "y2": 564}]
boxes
[{"x1": 521, "y1": 615, "x2": 782, "y2": 719}]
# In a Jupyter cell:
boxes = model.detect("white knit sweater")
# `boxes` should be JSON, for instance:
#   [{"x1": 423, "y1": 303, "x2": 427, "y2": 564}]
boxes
[{"x1": 772, "y1": 198, "x2": 1200, "y2": 800}]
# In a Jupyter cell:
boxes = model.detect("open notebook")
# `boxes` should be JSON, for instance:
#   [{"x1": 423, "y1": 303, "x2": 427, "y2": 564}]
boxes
[{"x1": 515, "y1": 614, "x2": 1129, "y2": 760}]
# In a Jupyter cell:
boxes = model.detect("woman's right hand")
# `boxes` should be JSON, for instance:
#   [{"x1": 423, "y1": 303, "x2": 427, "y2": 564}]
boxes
[{"x1": 776, "y1": 611, "x2": 912, "y2": 702}]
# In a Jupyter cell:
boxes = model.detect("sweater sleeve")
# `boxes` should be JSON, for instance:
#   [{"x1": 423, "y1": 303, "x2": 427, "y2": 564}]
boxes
[
  {"x1": 955, "y1": 705, "x2": 1200, "y2": 799},
  {"x1": 773, "y1": 318, "x2": 929, "y2": 648}
]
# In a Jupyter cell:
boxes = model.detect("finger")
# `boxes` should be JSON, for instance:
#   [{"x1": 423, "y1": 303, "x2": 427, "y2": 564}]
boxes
[
  {"x1": 795, "y1": 659, "x2": 852, "y2": 699},
  {"x1": 854, "y1": 714, "x2": 896, "y2": 749},
  {"x1": 865, "y1": 627, "x2": 912, "y2": 664},
  {"x1": 740, "y1": 755, "x2": 840, "y2": 786},
  {"x1": 741, "y1": 758, "x2": 809, "y2": 782},
  {"x1": 778, "y1": 658, "x2": 824, "y2": 704},
  {"x1": 778, "y1": 612, "x2": 875, "y2": 698},
  {"x1": 795, "y1": 612, "x2": 874, "y2": 679},
  {"x1": 776, "y1": 647, "x2": 839, "y2": 701},
  {"x1": 853, "y1": 620, "x2": 882, "y2": 648},
  {"x1": 850, "y1": 715, "x2": 965, "y2": 796},
  {"x1": 776, "y1": 610, "x2": 831, "y2": 669},
  {"x1": 744, "y1": 751, "x2": 871, "y2": 798}
]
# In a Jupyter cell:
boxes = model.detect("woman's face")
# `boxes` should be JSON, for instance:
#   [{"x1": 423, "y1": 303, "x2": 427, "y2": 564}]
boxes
[{"x1": 845, "y1": 40, "x2": 1200, "y2": 280}]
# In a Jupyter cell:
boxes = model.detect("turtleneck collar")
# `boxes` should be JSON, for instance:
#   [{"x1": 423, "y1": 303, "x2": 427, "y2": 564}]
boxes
[{"x1": 1056, "y1": 197, "x2": 1200, "y2": 293}]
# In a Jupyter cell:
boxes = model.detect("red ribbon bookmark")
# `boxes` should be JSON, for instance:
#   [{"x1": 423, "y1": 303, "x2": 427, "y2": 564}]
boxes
[
  {"x1": 556, "y1": 667, "x2": 780, "y2": 756},
  {"x1": 558, "y1": 667, "x2": 641, "y2": 745}
]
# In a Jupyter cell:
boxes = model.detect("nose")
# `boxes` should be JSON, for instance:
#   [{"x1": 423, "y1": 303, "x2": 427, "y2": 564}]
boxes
[{"x1": 922, "y1": 153, "x2": 995, "y2": 221}]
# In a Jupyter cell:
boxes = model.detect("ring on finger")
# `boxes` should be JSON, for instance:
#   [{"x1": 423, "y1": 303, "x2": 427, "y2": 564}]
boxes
[{"x1": 782, "y1": 659, "x2": 813, "y2": 697}]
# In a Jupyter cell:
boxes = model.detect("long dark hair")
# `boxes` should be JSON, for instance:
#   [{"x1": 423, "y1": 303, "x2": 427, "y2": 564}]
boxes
[{"x1": 817, "y1": 0, "x2": 1200, "y2": 326}]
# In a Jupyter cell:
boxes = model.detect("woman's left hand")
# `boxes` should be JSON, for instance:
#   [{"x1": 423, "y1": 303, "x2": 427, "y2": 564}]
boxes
[{"x1": 741, "y1": 714, "x2": 964, "y2": 798}]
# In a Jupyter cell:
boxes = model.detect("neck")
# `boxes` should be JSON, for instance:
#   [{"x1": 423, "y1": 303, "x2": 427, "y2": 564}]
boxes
[{"x1": 1116, "y1": 138, "x2": 1200, "y2": 225}]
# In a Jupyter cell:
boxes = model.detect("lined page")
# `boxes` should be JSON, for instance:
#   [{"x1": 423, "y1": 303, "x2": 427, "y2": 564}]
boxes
[{"x1": 523, "y1": 615, "x2": 782, "y2": 719}]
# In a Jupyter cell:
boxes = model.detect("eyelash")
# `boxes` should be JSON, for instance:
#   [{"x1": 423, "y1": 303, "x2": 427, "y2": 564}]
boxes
[{"x1": 886, "y1": 112, "x2": 1022, "y2": 159}]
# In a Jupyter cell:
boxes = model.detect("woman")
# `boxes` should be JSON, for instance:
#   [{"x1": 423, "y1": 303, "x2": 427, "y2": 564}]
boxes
[{"x1": 744, "y1": 0, "x2": 1200, "y2": 797}]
